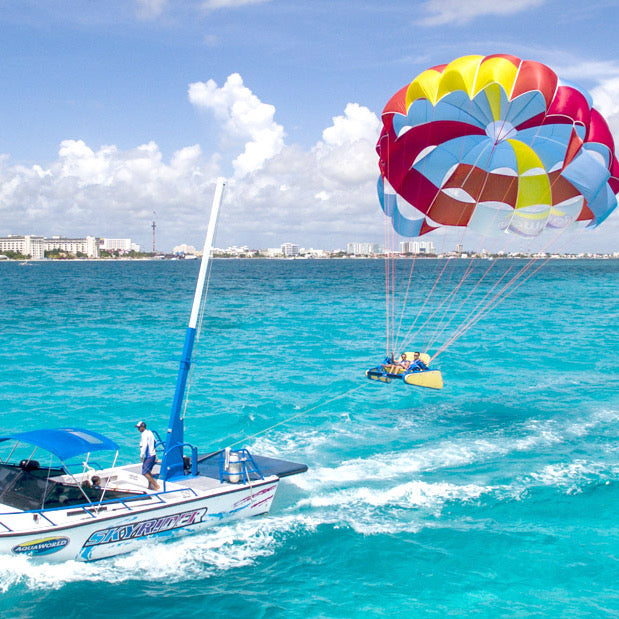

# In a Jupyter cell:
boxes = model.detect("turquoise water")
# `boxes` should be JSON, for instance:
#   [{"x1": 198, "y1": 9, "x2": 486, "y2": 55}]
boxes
[{"x1": 0, "y1": 258, "x2": 617, "y2": 618}]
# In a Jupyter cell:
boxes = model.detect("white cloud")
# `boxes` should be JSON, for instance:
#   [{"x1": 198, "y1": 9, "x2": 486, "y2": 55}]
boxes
[
  {"x1": 591, "y1": 77, "x2": 619, "y2": 151},
  {"x1": 0, "y1": 77, "x2": 382, "y2": 251},
  {"x1": 188, "y1": 74, "x2": 285, "y2": 178},
  {"x1": 212, "y1": 100, "x2": 381, "y2": 248},
  {"x1": 416, "y1": 0, "x2": 544, "y2": 26},
  {"x1": 135, "y1": 0, "x2": 167, "y2": 19},
  {"x1": 2, "y1": 71, "x2": 614, "y2": 253},
  {"x1": 134, "y1": 0, "x2": 268, "y2": 20},
  {"x1": 321, "y1": 103, "x2": 381, "y2": 146},
  {"x1": 202, "y1": 0, "x2": 270, "y2": 9},
  {"x1": 0, "y1": 140, "x2": 221, "y2": 247},
  {"x1": 314, "y1": 103, "x2": 381, "y2": 187}
]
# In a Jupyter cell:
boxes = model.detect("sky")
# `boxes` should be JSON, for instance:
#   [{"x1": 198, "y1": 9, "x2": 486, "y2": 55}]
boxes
[{"x1": 0, "y1": 0, "x2": 618, "y2": 252}]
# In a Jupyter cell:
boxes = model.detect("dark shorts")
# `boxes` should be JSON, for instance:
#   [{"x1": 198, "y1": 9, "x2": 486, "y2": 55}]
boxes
[{"x1": 142, "y1": 455, "x2": 156, "y2": 475}]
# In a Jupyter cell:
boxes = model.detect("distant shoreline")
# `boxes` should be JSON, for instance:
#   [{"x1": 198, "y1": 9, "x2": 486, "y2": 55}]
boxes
[{"x1": 1, "y1": 254, "x2": 617, "y2": 263}]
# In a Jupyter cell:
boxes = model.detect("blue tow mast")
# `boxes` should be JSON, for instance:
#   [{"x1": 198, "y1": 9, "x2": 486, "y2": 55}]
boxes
[{"x1": 159, "y1": 178, "x2": 226, "y2": 482}]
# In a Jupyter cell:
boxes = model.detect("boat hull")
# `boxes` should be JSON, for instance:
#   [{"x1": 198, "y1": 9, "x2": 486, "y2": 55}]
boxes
[{"x1": 0, "y1": 478, "x2": 279, "y2": 562}]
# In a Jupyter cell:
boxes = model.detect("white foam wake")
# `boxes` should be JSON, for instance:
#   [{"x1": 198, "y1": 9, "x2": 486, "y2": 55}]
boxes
[{"x1": 0, "y1": 514, "x2": 320, "y2": 592}]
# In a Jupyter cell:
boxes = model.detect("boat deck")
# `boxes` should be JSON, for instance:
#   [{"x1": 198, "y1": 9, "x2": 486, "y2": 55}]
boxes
[
  {"x1": 197, "y1": 451, "x2": 308, "y2": 480},
  {"x1": 121, "y1": 450, "x2": 307, "y2": 493}
]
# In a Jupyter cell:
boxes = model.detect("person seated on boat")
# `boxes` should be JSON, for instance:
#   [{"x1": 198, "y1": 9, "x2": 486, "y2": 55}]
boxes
[
  {"x1": 409, "y1": 352, "x2": 428, "y2": 372},
  {"x1": 381, "y1": 351, "x2": 398, "y2": 374},
  {"x1": 53, "y1": 485, "x2": 71, "y2": 505},
  {"x1": 91, "y1": 475, "x2": 101, "y2": 490},
  {"x1": 382, "y1": 353, "x2": 410, "y2": 374},
  {"x1": 399, "y1": 353, "x2": 412, "y2": 371},
  {"x1": 136, "y1": 421, "x2": 160, "y2": 491}
]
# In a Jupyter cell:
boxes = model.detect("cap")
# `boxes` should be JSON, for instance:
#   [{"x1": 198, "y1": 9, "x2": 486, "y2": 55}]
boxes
[{"x1": 135, "y1": 421, "x2": 146, "y2": 428}]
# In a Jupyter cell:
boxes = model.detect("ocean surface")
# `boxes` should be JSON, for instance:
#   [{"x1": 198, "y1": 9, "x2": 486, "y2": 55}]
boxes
[{"x1": 0, "y1": 258, "x2": 617, "y2": 618}]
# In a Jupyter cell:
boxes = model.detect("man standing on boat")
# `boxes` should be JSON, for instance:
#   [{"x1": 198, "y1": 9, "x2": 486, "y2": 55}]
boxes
[{"x1": 135, "y1": 421, "x2": 160, "y2": 490}]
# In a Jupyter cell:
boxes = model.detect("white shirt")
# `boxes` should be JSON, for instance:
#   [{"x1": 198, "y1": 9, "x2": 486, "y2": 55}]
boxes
[{"x1": 139, "y1": 429, "x2": 156, "y2": 460}]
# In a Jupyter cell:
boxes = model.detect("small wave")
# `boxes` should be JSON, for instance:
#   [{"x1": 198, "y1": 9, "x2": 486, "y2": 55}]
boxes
[
  {"x1": 524, "y1": 459, "x2": 619, "y2": 491},
  {"x1": 294, "y1": 478, "x2": 506, "y2": 536},
  {"x1": 298, "y1": 479, "x2": 492, "y2": 510}
]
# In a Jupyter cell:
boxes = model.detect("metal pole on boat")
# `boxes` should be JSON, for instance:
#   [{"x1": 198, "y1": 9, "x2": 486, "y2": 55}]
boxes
[{"x1": 160, "y1": 178, "x2": 226, "y2": 481}]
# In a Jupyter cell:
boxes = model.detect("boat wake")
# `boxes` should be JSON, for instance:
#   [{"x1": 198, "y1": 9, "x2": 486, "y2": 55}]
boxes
[
  {"x1": 2, "y1": 405, "x2": 616, "y2": 591},
  {"x1": 0, "y1": 513, "x2": 320, "y2": 591}
]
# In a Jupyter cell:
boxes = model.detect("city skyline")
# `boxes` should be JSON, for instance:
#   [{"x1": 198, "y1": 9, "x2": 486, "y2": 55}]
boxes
[{"x1": 0, "y1": 2, "x2": 618, "y2": 252}]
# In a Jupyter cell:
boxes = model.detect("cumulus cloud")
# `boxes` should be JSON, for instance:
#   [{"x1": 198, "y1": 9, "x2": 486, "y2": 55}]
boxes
[
  {"x1": 0, "y1": 74, "x2": 382, "y2": 250},
  {"x1": 208, "y1": 94, "x2": 381, "y2": 248},
  {"x1": 591, "y1": 77, "x2": 619, "y2": 148},
  {"x1": 0, "y1": 140, "x2": 221, "y2": 247},
  {"x1": 5, "y1": 70, "x2": 612, "y2": 253},
  {"x1": 416, "y1": 0, "x2": 544, "y2": 26},
  {"x1": 188, "y1": 73, "x2": 285, "y2": 178}
]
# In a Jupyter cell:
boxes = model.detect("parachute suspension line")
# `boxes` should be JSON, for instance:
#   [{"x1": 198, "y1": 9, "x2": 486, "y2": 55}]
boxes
[
  {"x1": 425, "y1": 235, "x2": 523, "y2": 353},
  {"x1": 383, "y1": 176, "x2": 397, "y2": 355},
  {"x1": 407, "y1": 258, "x2": 476, "y2": 352},
  {"x1": 430, "y1": 255, "x2": 546, "y2": 360},
  {"x1": 395, "y1": 120, "x2": 470, "y2": 354},
  {"x1": 408, "y1": 104, "x2": 493, "y2": 353},
  {"x1": 422, "y1": 115, "x2": 539, "y2": 353},
  {"x1": 391, "y1": 229, "x2": 397, "y2": 352},
  {"x1": 424, "y1": 162, "x2": 519, "y2": 352},
  {"x1": 392, "y1": 251, "x2": 418, "y2": 352},
  {"x1": 407, "y1": 101, "x2": 494, "y2": 350},
  {"x1": 423, "y1": 255, "x2": 489, "y2": 352},
  {"x1": 431, "y1": 227, "x2": 568, "y2": 361},
  {"x1": 397, "y1": 256, "x2": 454, "y2": 352},
  {"x1": 430, "y1": 260, "x2": 517, "y2": 356},
  {"x1": 384, "y1": 210, "x2": 391, "y2": 355}
]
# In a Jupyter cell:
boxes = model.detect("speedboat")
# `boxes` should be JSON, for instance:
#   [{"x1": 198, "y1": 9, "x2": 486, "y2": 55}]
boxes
[{"x1": 0, "y1": 179, "x2": 307, "y2": 561}]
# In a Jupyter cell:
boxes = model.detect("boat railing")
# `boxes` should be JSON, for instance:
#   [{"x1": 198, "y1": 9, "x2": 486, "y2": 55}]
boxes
[
  {"x1": 219, "y1": 448, "x2": 264, "y2": 484},
  {"x1": 152, "y1": 430, "x2": 165, "y2": 452},
  {"x1": 161, "y1": 442, "x2": 198, "y2": 477},
  {"x1": 0, "y1": 486, "x2": 200, "y2": 533}
]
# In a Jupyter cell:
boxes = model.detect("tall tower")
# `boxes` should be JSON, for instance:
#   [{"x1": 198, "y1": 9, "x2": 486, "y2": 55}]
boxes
[{"x1": 152, "y1": 211, "x2": 156, "y2": 253}]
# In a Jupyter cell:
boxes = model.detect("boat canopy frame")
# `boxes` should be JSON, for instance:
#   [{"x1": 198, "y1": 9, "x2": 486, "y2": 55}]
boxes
[{"x1": 0, "y1": 428, "x2": 119, "y2": 462}]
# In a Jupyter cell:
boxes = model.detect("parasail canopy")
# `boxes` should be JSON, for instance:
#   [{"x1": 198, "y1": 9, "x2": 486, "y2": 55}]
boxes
[{"x1": 377, "y1": 54, "x2": 619, "y2": 239}]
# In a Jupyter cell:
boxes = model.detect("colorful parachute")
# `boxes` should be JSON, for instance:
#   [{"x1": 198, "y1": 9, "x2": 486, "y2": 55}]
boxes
[{"x1": 377, "y1": 54, "x2": 619, "y2": 238}]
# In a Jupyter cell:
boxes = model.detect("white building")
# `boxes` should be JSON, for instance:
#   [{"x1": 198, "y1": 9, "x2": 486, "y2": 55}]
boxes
[
  {"x1": 45, "y1": 236, "x2": 99, "y2": 258},
  {"x1": 400, "y1": 240, "x2": 435, "y2": 254},
  {"x1": 346, "y1": 242, "x2": 381, "y2": 255},
  {"x1": 259, "y1": 248, "x2": 283, "y2": 257},
  {"x1": 100, "y1": 238, "x2": 140, "y2": 253},
  {"x1": 173, "y1": 244, "x2": 198, "y2": 255},
  {"x1": 305, "y1": 248, "x2": 330, "y2": 258},
  {"x1": 0, "y1": 235, "x2": 45, "y2": 259},
  {"x1": 281, "y1": 243, "x2": 300, "y2": 257}
]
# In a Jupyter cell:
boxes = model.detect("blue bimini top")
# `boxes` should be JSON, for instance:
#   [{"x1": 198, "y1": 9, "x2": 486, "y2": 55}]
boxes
[{"x1": 0, "y1": 427, "x2": 119, "y2": 461}]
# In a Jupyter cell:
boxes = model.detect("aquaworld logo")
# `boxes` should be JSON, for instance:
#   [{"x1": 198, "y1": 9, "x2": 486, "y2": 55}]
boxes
[
  {"x1": 83, "y1": 507, "x2": 207, "y2": 547},
  {"x1": 12, "y1": 537, "x2": 70, "y2": 556}
]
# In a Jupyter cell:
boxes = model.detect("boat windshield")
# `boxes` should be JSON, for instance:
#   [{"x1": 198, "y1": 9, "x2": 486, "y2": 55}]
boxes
[{"x1": 0, "y1": 464, "x2": 144, "y2": 511}]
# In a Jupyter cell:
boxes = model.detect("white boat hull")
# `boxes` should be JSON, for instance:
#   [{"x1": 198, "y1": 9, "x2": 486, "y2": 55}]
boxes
[{"x1": 0, "y1": 477, "x2": 279, "y2": 562}]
